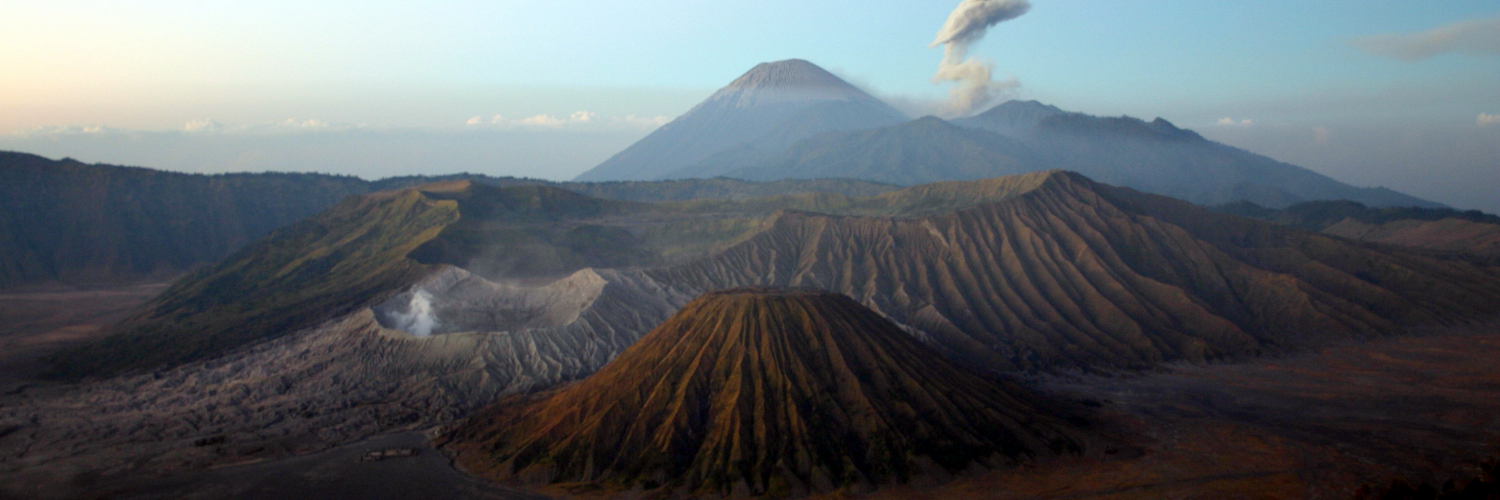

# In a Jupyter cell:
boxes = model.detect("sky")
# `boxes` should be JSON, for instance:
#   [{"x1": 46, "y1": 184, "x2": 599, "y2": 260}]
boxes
[{"x1": 1, "y1": 1, "x2": 1497, "y2": 211}]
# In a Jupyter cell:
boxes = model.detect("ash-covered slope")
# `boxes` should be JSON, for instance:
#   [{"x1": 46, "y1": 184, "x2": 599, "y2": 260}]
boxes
[
  {"x1": 445, "y1": 287, "x2": 1081, "y2": 496},
  {"x1": 650, "y1": 171, "x2": 1500, "y2": 372},
  {"x1": 573, "y1": 59, "x2": 906, "y2": 181}
]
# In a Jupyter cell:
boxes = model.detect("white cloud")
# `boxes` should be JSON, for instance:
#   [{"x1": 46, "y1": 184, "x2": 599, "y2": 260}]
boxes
[
  {"x1": 1479, "y1": 113, "x2": 1500, "y2": 127},
  {"x1": 280, "y1": 118, "x2": 329, "y2": 129},
  {"x1": 182, "y1": 119, "x2": 223, "y2": 133},
  {"x1": 1216, "y1": 117, "x2": 1254, "y2": 127},
  {"x1": 13, "y1": 124, "x2": 114, "y2": 136},
  {"x1": 616, "y1": 114, "x2": 671, "y2": 128},
  {"x1": 1353, "y1": 17, "x2": 1500, "y2": 61},
  {"x1": 466, "y1": 110, "x2": 668, "y2": 130},
  {"x1": 517, "y1": 114, "x2": 566, "y2": 127}
]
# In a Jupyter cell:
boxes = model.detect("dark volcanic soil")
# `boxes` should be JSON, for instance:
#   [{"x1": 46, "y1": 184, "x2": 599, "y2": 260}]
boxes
[
  {"x1": 103, "y1": 432, "x2": 542, "y2": 500},
  {"x1": 863, "y1": 326, "x2": 1500, "y2": 499},
  {"x1": 0, "y1": 281, "x2": 170, "y2": 391}
]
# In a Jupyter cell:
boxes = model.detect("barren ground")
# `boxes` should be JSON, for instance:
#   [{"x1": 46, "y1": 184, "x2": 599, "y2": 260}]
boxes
[
  {"x1": 2, "y1": 283, "x2": 1499, "y2": 498},
  {"x1": 867, "y1": 326, "x2": 1500, "y2": 499},
  {"x1": 0, "y1": 282, "x2": 170, "y2": 392}
]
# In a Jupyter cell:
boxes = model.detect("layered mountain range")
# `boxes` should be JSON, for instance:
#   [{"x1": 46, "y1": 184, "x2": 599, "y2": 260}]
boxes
[
  {"x1": 0, "y1": 151, "x2": 893, "y2": 289},
  {"x1": 575, "y1": 60, "x2": 1437, "y2": 210},
  {"x1": 444, "y1": 288, "x2": 1083, "y2": 496},
  {"x1": 59, "y1": 170, "x2": 1500, "y2": 380}
]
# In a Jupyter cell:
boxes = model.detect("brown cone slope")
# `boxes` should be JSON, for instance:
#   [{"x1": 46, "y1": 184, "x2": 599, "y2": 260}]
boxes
[{"x1": 444, "y1": 287, "x2": 1082, "y2": 496}]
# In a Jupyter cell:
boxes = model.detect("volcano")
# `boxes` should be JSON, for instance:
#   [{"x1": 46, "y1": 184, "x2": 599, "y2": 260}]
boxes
[
  {"x1": 573, "y1": 59, "x2": 906, "y2": 181},
  {"x1": 444, "y1": 287, "x2": 1082, "y2": 496}
]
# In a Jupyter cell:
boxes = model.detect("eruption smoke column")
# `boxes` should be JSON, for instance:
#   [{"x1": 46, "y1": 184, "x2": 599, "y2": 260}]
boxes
[{"x1": 930, "y1": 0, "x2": 1031, "y2": 115}]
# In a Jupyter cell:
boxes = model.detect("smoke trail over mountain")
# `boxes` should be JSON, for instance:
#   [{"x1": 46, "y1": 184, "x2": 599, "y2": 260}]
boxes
[{"x1": 930, "y1": 0, "x2": 1031, "y2": 116}]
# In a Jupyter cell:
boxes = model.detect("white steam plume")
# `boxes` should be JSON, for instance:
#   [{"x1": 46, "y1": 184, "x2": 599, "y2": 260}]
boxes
[
  {"x1": 930, "y1": 0, "x2": 1031, "y2": 116},
  {"x1": 392, "y1": 289, "x2": 439, "y2": 336}
]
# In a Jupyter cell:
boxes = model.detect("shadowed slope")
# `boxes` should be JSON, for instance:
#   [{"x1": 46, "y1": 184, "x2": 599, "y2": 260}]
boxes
[{"x1": 445, "y1": 288, "x2": 1082, "y2": 496}]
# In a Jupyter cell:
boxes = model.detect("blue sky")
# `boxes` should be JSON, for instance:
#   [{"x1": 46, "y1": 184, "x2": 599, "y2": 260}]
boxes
[{"x1": 2, "y1": 1, "x2": 1497, "y2": 210}]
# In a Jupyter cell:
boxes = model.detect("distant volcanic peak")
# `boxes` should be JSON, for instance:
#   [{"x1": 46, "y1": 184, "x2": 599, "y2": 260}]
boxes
[
  {"x1": 448, "y1": 286, "x2": 1082, "y2": 494},
  {"x1": 711, "y1": 58, "x2": 881, "y2": 108},
  {"x1": 725, "y1": 58, "x2": 852, "y2": 91}
]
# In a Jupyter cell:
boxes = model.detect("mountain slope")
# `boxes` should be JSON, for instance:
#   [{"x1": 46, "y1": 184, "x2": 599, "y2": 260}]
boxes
[
  {"x1": 725, "y1": 116, "x2": 1044, "y2": 185},
  {"x1": 54, "y1": 185, "x2": 461, "y2": 375},
  {"x1": 0, "y1": 151, "x2": 370, "y2": 288},
  {"x1": 959, "y1": 101, "x2": 1437, "y2": 208},
  {"x1": 649, "y1": 171, "x2": 1500, "y2": 372},
  {"x1": 720, "y1": 101, "x2": 1436, "y2": 208},
  {"x1": 573, "y1": 59, "x2": 906, "y2": 181},
  {"x1": 444, "y1": 287, "x2": 1082, "y2": 495}
]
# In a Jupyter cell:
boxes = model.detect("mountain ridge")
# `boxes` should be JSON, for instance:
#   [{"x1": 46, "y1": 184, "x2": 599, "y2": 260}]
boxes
[
  {"x1": 0, "y1": 151, "x2": 898, "y2": 289},
  {"x1": 722, "y1": 106, "x2": 1438, "y2": 208}
]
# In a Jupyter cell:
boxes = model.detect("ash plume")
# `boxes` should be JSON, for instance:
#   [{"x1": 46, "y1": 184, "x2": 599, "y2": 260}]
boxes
[{"x1": 930, "y1": 0, "x2": 1031, "y2": 116}]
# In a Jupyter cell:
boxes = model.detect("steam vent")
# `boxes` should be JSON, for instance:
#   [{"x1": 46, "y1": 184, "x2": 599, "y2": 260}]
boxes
[{"x1": 444, "y1": 287, "x2": 1083, "y2": 496}]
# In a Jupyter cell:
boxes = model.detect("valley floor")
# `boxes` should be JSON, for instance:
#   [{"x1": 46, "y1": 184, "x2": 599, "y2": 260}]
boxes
[
  {"x1": 875, "y1": 327, "x2": 1500, "y2": 499},
  {"x1": 0, "y1": 281, "x2": 171, "y2": 393},
  {"x1": 2, "y1": 282, "x2": 1498, "y2": 498}
]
